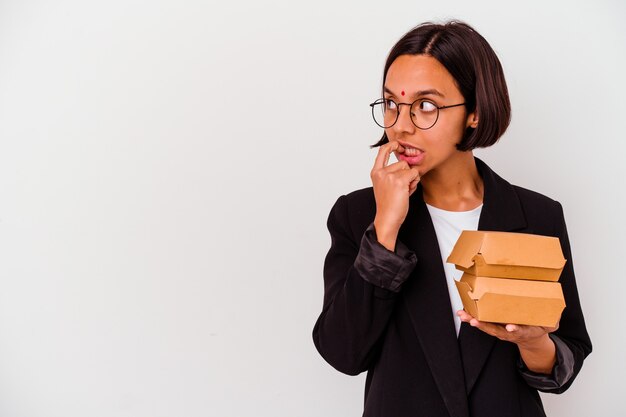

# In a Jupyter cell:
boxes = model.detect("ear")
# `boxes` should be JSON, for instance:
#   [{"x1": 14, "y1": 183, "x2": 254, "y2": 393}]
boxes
[{"x1": 466, "y1": 111, "x2": 479, "y2": 129}]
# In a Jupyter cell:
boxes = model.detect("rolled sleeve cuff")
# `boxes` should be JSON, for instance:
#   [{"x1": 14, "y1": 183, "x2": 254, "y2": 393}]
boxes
[
  {"x1": 518, "y1": 334, "x2": 575, "y2": 390},
  {"x1": 353, "y1": 223, "x2": 417, "y2": 292}
]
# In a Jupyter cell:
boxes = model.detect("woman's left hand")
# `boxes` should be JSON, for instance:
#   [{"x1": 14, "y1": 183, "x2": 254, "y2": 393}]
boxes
[
  {"x1": 457, "y1": 310, "x2": 558, "y2": 374},
  {"x1": 456, "y1": 310, "x2": 557, "y2": 347}
]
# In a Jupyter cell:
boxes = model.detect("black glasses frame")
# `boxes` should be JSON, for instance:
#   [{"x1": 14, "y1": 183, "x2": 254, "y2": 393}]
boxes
[{"x1": 369, "y1": 98, "x2": 466, "y2": 130}]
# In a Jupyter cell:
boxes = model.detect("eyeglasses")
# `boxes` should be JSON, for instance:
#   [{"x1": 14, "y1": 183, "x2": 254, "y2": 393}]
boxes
[{"x1": 369, "y1": 98, "x2": 466, "y2": 130}]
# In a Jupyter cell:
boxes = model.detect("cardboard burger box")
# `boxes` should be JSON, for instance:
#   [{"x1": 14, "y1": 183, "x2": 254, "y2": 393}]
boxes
[{"x1": 447, "y1": 231, "x2": 567, "y2": 327}]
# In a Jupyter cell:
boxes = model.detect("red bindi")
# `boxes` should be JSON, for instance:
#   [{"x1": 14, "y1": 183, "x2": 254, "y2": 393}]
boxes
[{"x1": 401, "y1": 90, "x2": 405, "y2": 96}]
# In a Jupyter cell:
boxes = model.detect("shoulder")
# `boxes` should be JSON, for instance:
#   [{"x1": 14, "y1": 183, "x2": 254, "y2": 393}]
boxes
[
  {"x1": 512, "y1": 184, "x2": 562, "y2": 211},
  {"x1": 480, "y1": 157, "x2": 561, "y2": 211},
  {"x1": 327, "y1": 187, "x2": 376, "y2": 240},
  {"x1": 511, "y1": 184, "x2": 565, "y2": 236},
  {"x1": 343, "y1": 186, "x2": 376, "y2": 211},
  {"x1": 477, "y1": 158, "x2": 565, "y2": 235}
]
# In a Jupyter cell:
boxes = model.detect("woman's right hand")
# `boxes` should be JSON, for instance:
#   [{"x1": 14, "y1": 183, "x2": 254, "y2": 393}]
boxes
[{"x1": 370, "y1": 141, "x2": 421, "y2": 251}]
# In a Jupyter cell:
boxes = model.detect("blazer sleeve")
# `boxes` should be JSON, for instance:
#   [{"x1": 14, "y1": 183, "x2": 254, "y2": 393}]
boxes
[
  {"x1": 312, "y1": 195, "x2": 417, "y2": 376},
  {"x1": 518, "y1": 333, "x2": 575, "y2": 390},
  {"x1": 529, "y1": 201, "x2": 592, "y2": 394}
]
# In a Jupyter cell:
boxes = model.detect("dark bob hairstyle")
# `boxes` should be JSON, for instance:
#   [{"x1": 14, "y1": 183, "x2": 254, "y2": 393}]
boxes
[{"x1": 372, "y1": 21, "x2": 511, "y2": 151}]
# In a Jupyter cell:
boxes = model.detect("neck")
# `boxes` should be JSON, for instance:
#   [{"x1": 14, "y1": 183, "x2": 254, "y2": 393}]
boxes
[{"x1": 421, "y1": 152, "x2": 484, "y2": 211}]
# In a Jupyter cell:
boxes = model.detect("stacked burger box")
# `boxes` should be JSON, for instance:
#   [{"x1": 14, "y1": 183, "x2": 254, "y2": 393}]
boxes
[{"x1": 447, "y1": 231, "x2": 566, "y2": 327}]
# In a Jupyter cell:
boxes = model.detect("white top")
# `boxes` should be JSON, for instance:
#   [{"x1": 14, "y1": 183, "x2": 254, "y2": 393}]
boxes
[{"x1": 426, "y1": 203, "x2": 483, "y2": 336}]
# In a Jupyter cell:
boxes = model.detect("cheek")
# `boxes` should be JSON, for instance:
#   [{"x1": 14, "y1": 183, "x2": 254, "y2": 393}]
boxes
[
  {"x1": 435, "y1": 120, "x2": 467, "y2": 145},
  {"x1": 424, "y1": 125, "x2": 462, "y2": 149}
]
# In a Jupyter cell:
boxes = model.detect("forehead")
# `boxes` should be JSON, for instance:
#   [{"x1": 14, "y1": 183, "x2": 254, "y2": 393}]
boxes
[{"x1": 385, "y1": 54, "x2": 459, "y2": 97}]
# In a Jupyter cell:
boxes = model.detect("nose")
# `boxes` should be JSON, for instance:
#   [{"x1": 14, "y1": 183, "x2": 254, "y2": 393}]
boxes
[{"x1": 391, "y1": 103, "x2": 416, "y2": 135}]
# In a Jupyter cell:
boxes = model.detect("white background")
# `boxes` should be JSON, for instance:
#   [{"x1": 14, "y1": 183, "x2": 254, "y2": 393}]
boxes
[{"x1": 0, "y1": 0, "x2": 624, "y2": 416}]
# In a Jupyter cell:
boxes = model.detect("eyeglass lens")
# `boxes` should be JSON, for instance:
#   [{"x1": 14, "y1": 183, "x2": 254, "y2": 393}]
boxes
[{"x1": 372, "y1": 99, "x2": 439, "y2": 130}]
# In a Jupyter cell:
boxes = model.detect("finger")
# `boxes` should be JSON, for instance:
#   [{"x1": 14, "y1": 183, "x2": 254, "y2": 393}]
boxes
[
  {"x1": 519, "y1": 325, "x2": 550, "y2": 339},
  {"x1": 382, "y1": 169, "x2": 417, "y2": 188},
  {"x1": 398, "y1": 166, "x2": 421, "y2": 182},
  {"x1": 507, "y1": 325, "x2": 545, "y2": 342},
  {"x1": 382, "y1": 142, "x2": 405, "y2": 169},
  {"x1": 373, "y1": 142, "x2": 398, "y2": 170},
  {"x1": 506, "y1": 324, "x2": 542, "y2": 335},
  {"x1": 373, "y1": 141, "x2": 404, "y2": 170},
  {"x1": 505, "y1": 324, "x2": 519, "y2": 332},
  {"x1": 470, "y1": 319, "x2": 508, "y2": 339},
  {"x1": 457, "y1": 310, "x2": 473, "y2": 322},
  {"x1": 384, "y1": 160, "x2": 410, "y2": 173},
  {"x1": 385, "y1": 168, "x2": 421, "y2": 189},
  {"x1": 542, "y1": 324, "x2": 558, "y2": 333},
  {"x1": 408, "y1": 168, "x2": 421, "y2": 195}
]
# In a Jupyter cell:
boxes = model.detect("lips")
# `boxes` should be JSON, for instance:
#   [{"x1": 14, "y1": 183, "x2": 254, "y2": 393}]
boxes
[
  {"x1": 396, "y1": 141, "x2": 425, "y2": 165},
  {"x1": 398, "y1": 141, "x2": 424, "y2": 155}
]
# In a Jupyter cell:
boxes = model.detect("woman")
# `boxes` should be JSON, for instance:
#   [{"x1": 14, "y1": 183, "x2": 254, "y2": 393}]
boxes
[{"x1": 312, "y1": 21, "x2": 591, "y2": 417}]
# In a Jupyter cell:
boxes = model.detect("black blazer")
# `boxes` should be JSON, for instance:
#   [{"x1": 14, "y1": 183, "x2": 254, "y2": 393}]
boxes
[{"x1": 313, "y1": 158, "x2": 591, "y2": 417}]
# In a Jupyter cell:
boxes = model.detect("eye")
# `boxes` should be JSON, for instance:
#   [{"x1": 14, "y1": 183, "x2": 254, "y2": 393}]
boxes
[
  {"x1": 384, "y1": 99, "x2": 398, "y2": 111},
  {"x1": 417, "y1": 100, "x2": 437, "y2": 113}
]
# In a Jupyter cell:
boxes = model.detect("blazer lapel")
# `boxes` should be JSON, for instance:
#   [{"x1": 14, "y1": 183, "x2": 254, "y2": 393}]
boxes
[
  {"x1": 458, "y1": 157, "x2": 528, "y2": 394},
  {"x1": 400, "y1": 186, "x2": 469, "y2": 417}
]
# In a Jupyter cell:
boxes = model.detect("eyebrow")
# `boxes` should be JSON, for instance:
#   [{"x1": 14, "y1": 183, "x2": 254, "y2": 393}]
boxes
[{"x1": 383, "y1": 87, "x2": 445, "y2": 98}]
